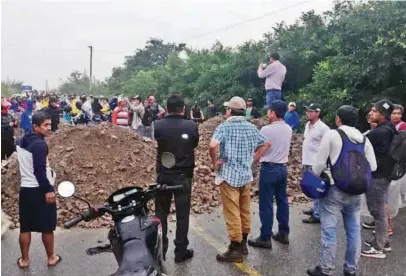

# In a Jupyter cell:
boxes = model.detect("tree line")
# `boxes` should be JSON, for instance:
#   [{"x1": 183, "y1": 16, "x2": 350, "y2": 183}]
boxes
[{"x1": 59, "y1": 1, "x2": 406, "y2": 128}]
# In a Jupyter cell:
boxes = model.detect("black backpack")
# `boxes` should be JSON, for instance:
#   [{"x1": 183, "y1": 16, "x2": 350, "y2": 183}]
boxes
[
  {"x1": 142, "y1": 107, "x2": 154, "y2": 127},
  {"x1": 387, "y1": 130, "x2": 406, "y2": 180}
]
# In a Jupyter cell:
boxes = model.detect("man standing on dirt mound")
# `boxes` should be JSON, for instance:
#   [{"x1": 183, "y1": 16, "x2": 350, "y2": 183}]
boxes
[{"x1": 153, "y1": 94, "x2": 199, "y2": 263}]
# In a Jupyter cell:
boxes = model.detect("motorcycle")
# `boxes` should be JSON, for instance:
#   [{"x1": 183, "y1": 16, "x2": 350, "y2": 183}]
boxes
[{"x1": 58, "y1": 152, "x2": 180, "y2": 276}]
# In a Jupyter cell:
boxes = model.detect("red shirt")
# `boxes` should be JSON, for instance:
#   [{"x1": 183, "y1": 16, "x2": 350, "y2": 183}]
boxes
[{"x1": 394, "y1": 121, "x2": 406, "y2": 131}]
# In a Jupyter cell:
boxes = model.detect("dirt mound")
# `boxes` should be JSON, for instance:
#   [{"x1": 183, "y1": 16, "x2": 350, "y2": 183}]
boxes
[
  {"x1": 1, "y1": 117, "x2": 307, "y2": 229},
  {"x1": 2, "y1": 125, "x2": 157, "y2": 228}
]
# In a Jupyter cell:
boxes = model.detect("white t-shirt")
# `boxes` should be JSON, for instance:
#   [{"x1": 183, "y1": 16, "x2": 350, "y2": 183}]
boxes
[{"x1": 302, "y1": 119, "x2": 330, "y2": 166}]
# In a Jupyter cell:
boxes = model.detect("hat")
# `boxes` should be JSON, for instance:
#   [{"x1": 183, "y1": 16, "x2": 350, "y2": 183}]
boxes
[
  {"x1": 288, "y1": 102, "x2": 296, "y2": 107},
  {"x1": 304, "y1": 103, "x2": 322, "y2": 112},
  {"x1": 223, "y1": 96, "x2": 246, "y2": 110},
  {"x1": 132, "y1": 95, "x2": 141, "y2": 101},
  {"x1": 373, "y1": 99, "x2": 394, "y2": 118},
  {"x1": 247, "y1": 98, "x2": 253, "y2": 102}
]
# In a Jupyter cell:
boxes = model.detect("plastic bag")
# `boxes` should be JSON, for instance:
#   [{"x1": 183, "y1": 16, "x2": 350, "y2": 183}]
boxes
[{"x1": 361, "y1": 180, "x2": 402, "y2": 219}]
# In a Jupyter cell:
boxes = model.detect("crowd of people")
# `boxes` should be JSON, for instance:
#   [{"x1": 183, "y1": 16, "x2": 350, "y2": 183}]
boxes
[{"x1": 2, "y1": 51, "x2": 406, "y2": 276}]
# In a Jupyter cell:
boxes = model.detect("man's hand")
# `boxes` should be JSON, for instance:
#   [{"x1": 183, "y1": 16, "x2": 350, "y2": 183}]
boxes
[
  {"x1": 9, "y1": 122, "x2": 14, "y2": 127},
  {"x1": 45, "y1": 192, "x2": 56, "y2": 204},
  {"x1": 212, "y1": 160, "x2": 224, "y2": 172}
]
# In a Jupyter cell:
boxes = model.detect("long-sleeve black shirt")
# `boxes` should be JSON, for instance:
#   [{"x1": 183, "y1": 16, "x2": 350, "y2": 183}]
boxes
[
  {"x1": 366, "y1": 120, "x2": 396, "y2": 179},
  {"x1": 153, "y1": 115, "x2": 199, "y2": 178}
]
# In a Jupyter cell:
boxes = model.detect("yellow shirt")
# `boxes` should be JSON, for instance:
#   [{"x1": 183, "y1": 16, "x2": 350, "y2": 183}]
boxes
[
  {"x1": 41, "y1": 99, "x2": 49, "y2": 108},
  {"x1": 71, "y1": 99, "x2": 79, "y2": 115},
  {"x1": 101, "y1": 103, "x2": 110, "y2": 115}
]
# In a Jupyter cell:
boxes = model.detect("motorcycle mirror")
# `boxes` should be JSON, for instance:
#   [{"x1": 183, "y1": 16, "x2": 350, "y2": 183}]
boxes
[
  {"x1": 161, "y1": 152, "x2": 176, "y2": 169},
  {"x1": 57, "y1": 181, "x2": 76, "y2": 198}
]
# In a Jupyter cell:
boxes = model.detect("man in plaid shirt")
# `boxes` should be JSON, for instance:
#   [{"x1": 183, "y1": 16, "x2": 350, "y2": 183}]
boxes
[{"x1": 209, "y1": 96, "x2": 270, "y2": 263}]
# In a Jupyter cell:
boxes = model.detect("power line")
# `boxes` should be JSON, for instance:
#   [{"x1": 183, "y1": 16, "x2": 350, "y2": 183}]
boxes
[{"x1": 185, "y1": 0, "x2": 311, "y2": 41}]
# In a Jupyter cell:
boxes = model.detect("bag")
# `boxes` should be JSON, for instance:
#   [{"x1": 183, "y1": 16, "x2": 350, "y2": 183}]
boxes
[
  {"x1": 300, "y1": 168, "x2": 330, "y2": 199},
  {"x1": 142, "y1": 107, "x2": 154, "y2": 127},
  {"x1": 330, "y1": 129, "x2": 371, "y2": 195},
  {"x1": 387, "y1": 130, "x2": 406, "y2": 180}
]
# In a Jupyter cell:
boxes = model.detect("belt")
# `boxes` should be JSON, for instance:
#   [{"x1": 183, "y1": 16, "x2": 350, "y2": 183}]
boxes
[{"x1": 261, "y1": 162, "x2": 287, "y2": 166}]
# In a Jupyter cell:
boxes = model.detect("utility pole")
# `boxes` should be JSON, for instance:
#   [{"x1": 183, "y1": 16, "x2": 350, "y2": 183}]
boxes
[
  {"x1": 88, "y1": 45, "x2": 93, "y2": 92},
  {"x1": 45, "y1": 80, "x2": 48, "y2": 93}
]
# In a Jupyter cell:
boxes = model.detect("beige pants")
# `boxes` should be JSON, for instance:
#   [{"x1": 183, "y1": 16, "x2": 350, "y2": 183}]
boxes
[{"x1": 220, "y1": 182, "x2": 251, "y2": 243}]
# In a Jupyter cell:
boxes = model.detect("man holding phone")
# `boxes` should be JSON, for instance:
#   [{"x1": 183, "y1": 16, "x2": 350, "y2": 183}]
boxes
[{"x1": 257, "y1": 53, "x2": 287, "y2": 107}]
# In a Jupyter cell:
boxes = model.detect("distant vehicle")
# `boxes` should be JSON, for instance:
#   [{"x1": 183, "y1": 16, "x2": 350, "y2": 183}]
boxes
[{"x1": 11, "y1": 93, "x2": 26, "y2": 99}]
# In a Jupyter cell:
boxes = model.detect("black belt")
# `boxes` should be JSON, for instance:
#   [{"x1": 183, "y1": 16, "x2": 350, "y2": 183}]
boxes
[{"x1": 261, "y1": 162, "x2": 287, "y2": 166}]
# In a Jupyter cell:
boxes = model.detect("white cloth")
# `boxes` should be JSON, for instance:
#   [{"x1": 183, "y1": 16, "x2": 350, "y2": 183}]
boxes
[{"x1": 302, "y1": 120, "x2": 330, "y2": 166}]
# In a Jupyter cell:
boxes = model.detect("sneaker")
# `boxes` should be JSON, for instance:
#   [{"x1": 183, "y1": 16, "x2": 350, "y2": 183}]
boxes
[
  {"x1": 373, "y1": 229, "x2": 393, "y2": 237},
  {"x1": 360, "y1": 246, "x2": 386, "y2": 259},
  {"x1": 307, "y1": 266, "x2": 328, "y2": 276},
  {"x1": 362, "y1": 221, "x2": 375, "y2": 229},
  {"x1": 248, "y1": 236, "x2": 272, "y2": 249},
  {"x1": 302, "y1": 215, "x2": 320, "y2": 224},
  {"x1": 364, "y1": 240, "x2": 392, "y2": 252}
]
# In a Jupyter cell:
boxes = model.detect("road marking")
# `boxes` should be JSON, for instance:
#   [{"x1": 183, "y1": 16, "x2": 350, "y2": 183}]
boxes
[{"x1": 190, "y1": 218, "x2": 262, "y2": 276}]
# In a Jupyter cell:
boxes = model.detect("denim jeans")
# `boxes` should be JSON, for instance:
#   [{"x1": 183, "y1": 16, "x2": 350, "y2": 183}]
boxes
[
  {"x1": 319, "y1": 186, "x2": 361, "y2": 275},
  {"x1": 259, "y1": 163, "x2": 289, "y2": 240},
  {"x1": 265, "y1": 89, "x2": 282, "y2": 107}
]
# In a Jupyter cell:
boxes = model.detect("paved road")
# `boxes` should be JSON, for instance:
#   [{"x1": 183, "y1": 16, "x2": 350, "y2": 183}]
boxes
[{"x1": 2, "y1": 203, "x2": 406, "y2": 276}]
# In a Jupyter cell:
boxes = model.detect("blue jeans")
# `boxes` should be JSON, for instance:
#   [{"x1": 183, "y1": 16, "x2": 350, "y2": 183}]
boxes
[
  {"x1": 319, "y1": 186, "x2": 361, "y2": 275},
  {"x1": 259, "y1": 163, "x2": 289, "y2": 240},
  {"x1": 265, "y1": 89, "x2": 282, "y2": 107}
]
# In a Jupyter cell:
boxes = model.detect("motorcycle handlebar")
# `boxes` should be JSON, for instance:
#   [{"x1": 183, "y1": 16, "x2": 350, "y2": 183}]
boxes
[
  {"x1": 64, "y1": 215, "x2": 83, "y2": 229},
  {"x1": 159, "y1": 184, "x2": 184, "y2": 191}
]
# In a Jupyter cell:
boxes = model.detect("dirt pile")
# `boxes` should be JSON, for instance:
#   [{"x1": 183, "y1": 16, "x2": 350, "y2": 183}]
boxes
[
  {"x1": 1, "y1": 117, "x2": 307, "y2": 229},
  {"x1": 2, "y1": 125, "x2": 157, "y2": 229}
]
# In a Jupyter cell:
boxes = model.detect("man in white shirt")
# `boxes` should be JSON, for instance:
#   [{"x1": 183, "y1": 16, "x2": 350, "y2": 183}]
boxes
[
  {"x1": 257, "y1": 53, "x2": 286, "y2": 107},
  {"x1": 302, "y1": 103, "x2": 330, "y2": 224},
  {"x1": 307, "y1": 105, "x2": 377, "y2": 276}
]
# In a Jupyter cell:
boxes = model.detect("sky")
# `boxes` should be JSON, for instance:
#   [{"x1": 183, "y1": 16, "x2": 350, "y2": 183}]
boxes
[{"x1": 1, "y1": 0, "x2": 334, "y2": 90}]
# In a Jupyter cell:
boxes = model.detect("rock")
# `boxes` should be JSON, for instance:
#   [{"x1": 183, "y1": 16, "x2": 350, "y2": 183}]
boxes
[{"x1": 66, "y1": 147, "x2": 74, "y2": 152}]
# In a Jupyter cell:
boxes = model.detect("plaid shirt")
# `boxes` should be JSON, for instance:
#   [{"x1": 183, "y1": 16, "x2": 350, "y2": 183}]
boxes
[{"x1": 212, "y1": 116, "x2": 268, "y2": 187}]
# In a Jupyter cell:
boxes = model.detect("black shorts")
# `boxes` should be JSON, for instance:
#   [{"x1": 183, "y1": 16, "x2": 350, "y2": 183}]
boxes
[{"x1": 19, "y1": 187, "x2": 57, "y2": 233}]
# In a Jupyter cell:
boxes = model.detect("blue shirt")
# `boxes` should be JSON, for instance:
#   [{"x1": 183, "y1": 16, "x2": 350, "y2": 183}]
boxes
[
  {"x1": 212, "y1": 116, "x2": 268, "y2": 187},
  {"x1": 284, "y1": 110, "x2": 300, "y2": 129}
]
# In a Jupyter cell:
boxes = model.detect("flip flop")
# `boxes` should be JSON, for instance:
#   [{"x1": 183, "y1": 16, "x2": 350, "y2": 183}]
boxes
[
  {"x1": 48, "y1": 254, "x2": 62, "y2": 267},
  {"x1": 17, "y1": 257, "x2": 30, "y2": 269}
]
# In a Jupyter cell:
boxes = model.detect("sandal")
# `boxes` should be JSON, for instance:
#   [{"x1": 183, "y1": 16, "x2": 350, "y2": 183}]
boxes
[
  {"x1": 17, "y1": 257, "x2": 30, "y2": 269},
  {"x1": 48, "y1": 254, "x2": 62, "y2": 267}
]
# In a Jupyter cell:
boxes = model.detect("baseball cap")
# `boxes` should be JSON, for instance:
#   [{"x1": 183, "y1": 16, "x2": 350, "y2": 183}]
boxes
[
  {"x1": 246, "y1": 98, "x2": 253, "y2": 102},
  {"x1": 223, "y1": 96, "x2": 246, "y2": 110},
  {"x1": 303, "y1": 103, "x2": 322, "y2": 112},
  {"x1": 288, "y1": 102, "x2": 296, "y2": 107},
  {"x1": 373, "y1": 99, "x2": 394, "y2": 118}
]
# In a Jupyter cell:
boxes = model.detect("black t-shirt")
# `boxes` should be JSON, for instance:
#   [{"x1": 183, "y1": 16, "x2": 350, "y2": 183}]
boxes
[
  {"x1": 192, "y1": 106, "x2": 201, "y2": 119},
  {"x1": 153, "y1": 115, "x2": 199, "y2": 178},
  {"x1": 207, "y1": 105, "x2": 217, "y2": 119}
]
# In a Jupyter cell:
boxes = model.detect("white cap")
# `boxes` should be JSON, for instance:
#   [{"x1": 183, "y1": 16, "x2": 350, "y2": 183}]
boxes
[{"x1": 288, "y1": 102, "x2": 296, "y2": 107}]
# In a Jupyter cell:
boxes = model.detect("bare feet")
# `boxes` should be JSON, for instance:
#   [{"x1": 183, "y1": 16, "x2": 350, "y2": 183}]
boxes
[
  {"x1": 47, "y1": 254, "x2": 62, "y2": 266},
  {"x1": 17, "y1": 257, "x2": 30, "y2": 269}
]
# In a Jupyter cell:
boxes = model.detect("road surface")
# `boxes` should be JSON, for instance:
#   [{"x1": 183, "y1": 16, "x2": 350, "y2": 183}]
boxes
[{"x1": 2, "y1": 203, "x2": 406, "y2": 276}]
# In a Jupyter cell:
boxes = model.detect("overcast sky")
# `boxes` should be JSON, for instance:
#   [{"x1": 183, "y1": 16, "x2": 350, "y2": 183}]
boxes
[{"x1": 1, "y1": 0, "x2": 334, "y2": 90}]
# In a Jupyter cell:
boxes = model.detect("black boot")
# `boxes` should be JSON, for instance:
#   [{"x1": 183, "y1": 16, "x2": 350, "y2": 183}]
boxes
[
  {"x1": 302, "y1": 215, "x2": 320, "y2": 224},
  {"x1": 174, "y1": 248, "x2": 194, "y2": 263},
  {"x1": 216, "y1": 241, "x2": 243, "y2": 263},
  {"x1": 307, "y1": 266, "x2": 328, "y2": 276},
  {"x1": 248, "y1": 236, "x2": 272, "y2": 249},
  {"x1": 241, "y1": 233, "x2": 249, "y2": 255},
  {"x1": 272, "y1": 232, "x2": 289, "y2": 245}
]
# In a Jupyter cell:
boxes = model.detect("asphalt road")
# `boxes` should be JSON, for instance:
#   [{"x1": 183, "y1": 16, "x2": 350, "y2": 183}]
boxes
[{"x1": 2, "y1": 203, "x2": 406, "y2": 276}]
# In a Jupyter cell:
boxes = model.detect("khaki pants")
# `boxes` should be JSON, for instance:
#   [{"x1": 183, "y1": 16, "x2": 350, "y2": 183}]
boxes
[{"x1": 220, "y1": 182, "x2": 251, "y2": 243}]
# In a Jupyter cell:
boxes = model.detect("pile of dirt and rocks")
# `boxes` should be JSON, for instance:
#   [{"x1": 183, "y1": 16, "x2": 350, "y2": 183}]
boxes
[{"x1": 1, "y1": 117, "x2": 307, "y2": 229}]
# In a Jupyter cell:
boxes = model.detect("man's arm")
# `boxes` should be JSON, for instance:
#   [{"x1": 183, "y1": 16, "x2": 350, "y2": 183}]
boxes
[
  {"x1": 257, "y1": 64, "x2": 276, "y2": 79},
  {"x1": 254, "y1": 129, "x2": 271, "y2": 162},
  {"x1": 364, "y1": 138, "x2": 377, "y2": 172},
  {"x1": 200, "y1": 110, "x2": 205, "y2": 120},
  {"x1": 158, "y1": 105, "x2": 166, "y2": 118},
  {"x1": 190, "y1": 110, "x2": 194, "y2": 119},
  {"x1": 209, "y1": 125, "x2": 224, "y2": 170},
  {"x1": 31, "y1": 141, "x2": 54, "y2": 192},
  {"x1": 312, "y1": 131, "x2": 333, "y2": 176}
]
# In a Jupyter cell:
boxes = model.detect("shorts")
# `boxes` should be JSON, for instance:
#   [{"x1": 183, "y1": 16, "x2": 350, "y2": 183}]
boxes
[{"x1": 19, "y1": 187, "x2": 57, "y2": 233}]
